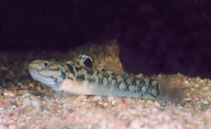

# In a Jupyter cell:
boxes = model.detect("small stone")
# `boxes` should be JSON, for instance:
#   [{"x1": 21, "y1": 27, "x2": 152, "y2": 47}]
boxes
[
  {"x1": 204, "y1": 110, "x2": 211, "y2": 124},
  {"x1": 22, "y1": 98, "x2": 31, "y2": 106},
  {"x1": 202, "y1": 86, "x2": 209, "y2": 90},
  {"x1": 12, "y1": 105, "x2": 16, "y2": 110},
  {"x1": 31, "y1": 100, "x2": 40, "y2": 109},
  {"x1": 130, "y1": 120, "x2": 141, "y2": 129},
  {"x1": 92, "y1": 96, "x2": 102, "y2": 102},
  {"x1": 103, "y1": 103, "x2": 108, "y2": 107},
  {"x1": 31, "y1": 125, "x2": 39, "y2": 129},
  {"x1": 9, "y1": 125, "x2": 18, "y2": 129},
  {"x1": 107, "y1": 96, "x2": 116, "y2": 105},
  {"x1": 3, "y1": 92, "x2": 15, "y2": 97},
  {"x1": 0, "y1": 124, "x2": 7, "y2": 129}
]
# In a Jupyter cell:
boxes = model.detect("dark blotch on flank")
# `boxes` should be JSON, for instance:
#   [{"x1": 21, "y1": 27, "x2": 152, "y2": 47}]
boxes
[
  {"x1": 67, "y1": 64, "x2": 75, "y2": 75},
  {"x1": 153, "y1": 82, "x2": 160, "y2": 96},
  {"x1": 123, "y1": 80, "x2": 130, "y2": 91},
  {"x1": 86, "y1": 69, "x2": 94, "y2": 75},
  {"x1": 104, "y1": 73, "x2": 109, "y2": 79},
  {"x1": 96, "y1": 71, "x2": 100, "y2": 76},
  {"x1": 75, "y1": 66, "x2": 82, "y2": 71},
  {"x1": 131, "y1": 79, "x2": 137, "y2": 86},
  {"x1": 76, "y1": 75, "x2": 85, "y2": 81},
  {"x1": 137, "y1": 80, "x2": 145, "y2": 92},
  {"x1": 146, "y1": 80, "x2": 152, "y2": 94},
  {"x1": 87, "y1": 78, "x2": 96, "y2": 83},
  {"x1": 139, "y1": 80, "x2": 145, "y2": 87},
  {"x1": 107, "y1": 80, "x2": 112, "y2": 86},
  {"x1": 98, "y1": 77, "x2": 104, "y2": 85},
  {"x1": 137, "y1": 85, "x2": 142, "y2": 92},
  {"x1": 112, "y1": 76, "x2": 120, "y2": 87}
]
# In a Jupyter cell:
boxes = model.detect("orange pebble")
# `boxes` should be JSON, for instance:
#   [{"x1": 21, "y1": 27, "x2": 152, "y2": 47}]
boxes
[
  {"x1": 66, "y1": 115, "x2": 74, "y2": 121},
  {"x1": 36, "y1": 86, "x2": 41, "y2": 91},
  {"x1": 24, "y1": 85, "x2": 29, "y2": 89},
  {"x1": 16, "y1": 100, "x2": 22, "y2": 105},
  {"x1": 75, "y1": 98, "x2": 82, "y2": 103},
  {"x1": 118, "y1": 103, "x2": 128, "y2": 108},
  {"x1": 10, "y1": 114, "x2": 17, "y2": 121},
  {"x1": 3, "y1": 98, "x2": 8, "y2": 104},
  {"x1": 207, "y1": 96, "x2": 211, "y2": 102},
  {"x1": 31, "y1": 125, "x2": 39, "y2": 129},
  {"x1": 167, "y1": 101, "x2": 172, "y2": 105}
]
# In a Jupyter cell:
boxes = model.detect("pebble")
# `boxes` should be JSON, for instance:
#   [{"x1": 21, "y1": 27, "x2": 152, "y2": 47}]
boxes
[
  {"x1": 8, "y1": 125, "x2": 18, "y2": 129},
  {"x1": 204, "y1": 110, "x2": 211, "y2": 124},
  {"x1": 31, "y1": 99, "x2": 40, "y2": 109},
  {"x1": 130, "y1": 119, "x2": 141, "y2": 129},
  {"x1": 107, "y1": 96, "x2": 116, "y2": 105},
  {"x1": 0, "y1": 124, "x2": 8, "y2": 129},
  {"x1": 22, "y1": 98, "x2": 31, "y2": 106},
  {"x1": 3, "y1": 92, "x2": 15, "y2": 97},
  {"x1": 201, "y1": 102, "x2": 210, "y2": 111},
  {"x1": 92, "y1": 96, "x2": 102, "y2": 102}
]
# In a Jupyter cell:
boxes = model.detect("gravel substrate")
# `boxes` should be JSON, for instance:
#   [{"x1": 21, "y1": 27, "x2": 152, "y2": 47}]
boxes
[{"x1": 0, "y1": 41, "x2": 210, "y2": 129}]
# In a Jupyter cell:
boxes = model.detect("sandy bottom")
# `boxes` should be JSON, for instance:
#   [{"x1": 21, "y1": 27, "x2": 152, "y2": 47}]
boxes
[{"x1": 0, "y1": 43, "x2": 210, "y2": 129}]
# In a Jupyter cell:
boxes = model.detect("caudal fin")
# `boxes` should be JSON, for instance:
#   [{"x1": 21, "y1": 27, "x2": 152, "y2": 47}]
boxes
[{"x1": 154, "y1": 74, "x2": 186, "y2": 103}]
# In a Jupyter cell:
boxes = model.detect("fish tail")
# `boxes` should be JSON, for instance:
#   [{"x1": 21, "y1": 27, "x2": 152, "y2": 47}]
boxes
[{"x1": 155, "y1": 74, "x2": 186, "y2": 103}]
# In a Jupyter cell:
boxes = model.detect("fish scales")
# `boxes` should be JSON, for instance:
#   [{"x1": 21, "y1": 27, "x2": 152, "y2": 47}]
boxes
[
  {"x1": 29, "y1": 60, "x2": 183, "y2": 102},
  {"x1": 66, "y1": 63, "x2": 158, "y2": 98}
]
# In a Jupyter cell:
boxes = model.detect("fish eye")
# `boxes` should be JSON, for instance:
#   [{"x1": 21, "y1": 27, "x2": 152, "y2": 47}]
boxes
[{"x1": 44, "y1": 62, "x2": 48, "y2": 67}]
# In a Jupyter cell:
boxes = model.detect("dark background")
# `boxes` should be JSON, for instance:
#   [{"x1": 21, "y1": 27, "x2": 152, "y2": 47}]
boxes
[{"x1": 1, "y1": 0, "x2": 211, "y2": 78}]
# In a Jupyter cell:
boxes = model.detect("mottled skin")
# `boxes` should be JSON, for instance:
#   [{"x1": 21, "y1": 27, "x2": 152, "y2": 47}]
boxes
[{"x1": 29, "y1": 60, "x2": 182, "y2": 102}]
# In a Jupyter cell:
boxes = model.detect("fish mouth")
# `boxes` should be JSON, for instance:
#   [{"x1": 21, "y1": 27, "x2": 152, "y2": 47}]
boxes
[{"x1": 29, "y1": 68, "x2": 58, "y2": 88}]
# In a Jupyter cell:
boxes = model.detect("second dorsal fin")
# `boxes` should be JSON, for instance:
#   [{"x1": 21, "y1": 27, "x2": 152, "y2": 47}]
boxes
[{"x1": 102, "y1": 63, "x2": 135, "y2": 79}]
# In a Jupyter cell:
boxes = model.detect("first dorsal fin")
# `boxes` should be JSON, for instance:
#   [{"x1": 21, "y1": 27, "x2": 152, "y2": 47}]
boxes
[
  {"x1": 76, "y1": 54, "x2": 135, "y2": 79},
  {"x1": 77, "y1": 54, "x2": 94, "y2": 69}
]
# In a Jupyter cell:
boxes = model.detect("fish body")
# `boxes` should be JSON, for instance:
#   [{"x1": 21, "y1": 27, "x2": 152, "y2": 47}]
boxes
[{"x1": 29, "y1": 60, "x2": 183, "y2": 102}]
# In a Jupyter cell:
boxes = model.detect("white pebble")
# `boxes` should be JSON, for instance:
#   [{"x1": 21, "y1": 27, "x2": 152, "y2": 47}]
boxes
[
  {"x1": 92, "y1": 96, "x2": 102, "y2": 102},
  {"x1": 22, "y1": 98, "x2": 31, "y2": 106},
  {"x1": 130, "y1": 120, "x2": 141, "y2": 129},
  {"x1": 31, "y1": 99, "x2": 40, "y2": 109}
]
